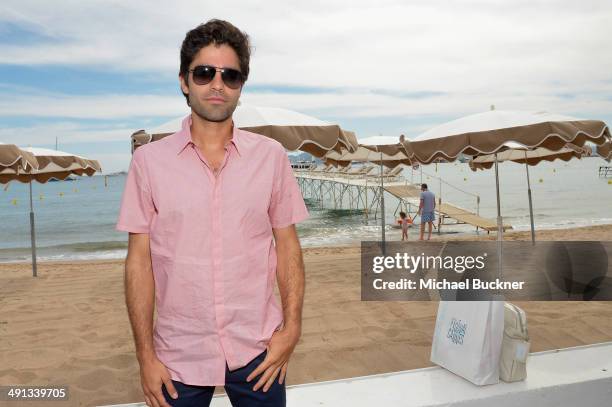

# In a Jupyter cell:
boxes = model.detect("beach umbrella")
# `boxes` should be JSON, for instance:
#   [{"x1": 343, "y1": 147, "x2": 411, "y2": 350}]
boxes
[
  {"x1": 0, "y1": 147, "x2": 100, "y2": 183},
  {"x1": 131, "y1": 105, "x2": 358, "y2": 158},
  {"x1": 401, "y1": 110, "x2": 611, "y2": 279},
  {"x1": 469, "y1": 142, "x2": 587, "y2": 171},
  {"x1": 0, "y1": 148, "x2": 101, "y2": 277},
  {"x1": 358, "y1": 135, "x2": 408, "y2": 156},
  {"x1": 469, "y1": 142, "x2": 590, "y2": 244},
  {"x1": 402, "y1": 110, "x2": 609, "y2": 165},
  {"x1": 0, "y1": 143, "x2": 38, "y2": 172},
  {"x1": 323, "y1": 143, "x2": 412, "y2": 168}
]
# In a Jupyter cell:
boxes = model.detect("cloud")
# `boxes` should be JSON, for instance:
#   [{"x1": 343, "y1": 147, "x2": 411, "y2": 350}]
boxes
[
  {"x1": 0, "y1": 121, "x2": 134, "y2": 145},
  {"x1": 1, "y1": 0, "x2": 612, "y2": 162},
  {"x1": 0, "y1": 92, "x2": 187, "y2": 119},
  {"x1": 2, "y1": 0, "x2": 611, "y2": 93}
]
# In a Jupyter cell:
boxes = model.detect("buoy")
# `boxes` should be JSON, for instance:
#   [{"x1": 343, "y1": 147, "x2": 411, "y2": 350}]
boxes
[
  {"x1": 39, "y1": 194, "x2": 44, "y2": 200},
  {"x1": 59, "y1": 192, "x2": 64, "y2": 197},
  {"x1": 608, "y1": 180, "x2": 612, "y2": 185},
  {"x1": 464, "y1": 177, "x2": 467, "y2": 181},
  {"x1": 553, "y1": 169, "x2": 556, "y2": 173},
  {"x1": 539, "y1": 178, "x2": 543, "y2": 183},
  {"x1": 11, "y1": 199, "x2": 17, "y2": 206}
]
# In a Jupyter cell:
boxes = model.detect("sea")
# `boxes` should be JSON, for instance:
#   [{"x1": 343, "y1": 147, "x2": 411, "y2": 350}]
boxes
[{"x1": 0, "y1": 158, "x2": 610, "y2": 263}]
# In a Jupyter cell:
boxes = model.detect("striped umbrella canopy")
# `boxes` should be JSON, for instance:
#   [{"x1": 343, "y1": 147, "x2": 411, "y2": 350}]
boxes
[
  {"x1": 0, "y1": 142, "x2": 38, "y2": 172},
  {"x1": 325, "y1": 135, "x2": 412, "y2": 167},
  {"x1": 131, "y1": 105, "x2": 358, "y2": 157},
  {"x1": 468, "y1": 142, "x2": 589, "y2": 171},
  {"x1": 357, "y1": 135, "x2": 407, "y2": 157},
  {"x1": 402, "y1": 110, "x2": 610, "y2": 165},
  {"x1": 0, "y1": 147, "x2": 101, "y2": 184}
]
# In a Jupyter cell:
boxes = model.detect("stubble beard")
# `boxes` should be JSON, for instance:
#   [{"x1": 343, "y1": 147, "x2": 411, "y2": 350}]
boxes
[{"x1": 190, "y1": 93, "x2": 239, "y2": 123}]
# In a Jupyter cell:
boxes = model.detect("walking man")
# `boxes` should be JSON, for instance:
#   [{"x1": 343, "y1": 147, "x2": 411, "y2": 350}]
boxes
[
  {"x1": 417, "y1": 183, "x2": 436, "y2": 240},
  {"x1": 116, "y1": 19, "x2": 309, "y2": 407}
]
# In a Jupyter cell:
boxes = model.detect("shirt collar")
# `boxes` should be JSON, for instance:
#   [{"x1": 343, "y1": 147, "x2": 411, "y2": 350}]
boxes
[{"x1": 174, "y1": 114, "x2": 242, "y2": 157}]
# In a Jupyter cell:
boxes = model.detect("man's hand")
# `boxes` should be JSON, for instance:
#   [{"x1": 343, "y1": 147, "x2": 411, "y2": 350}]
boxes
[
  {"x1": 140, "y1": 356, "x2": 178, "y2": 407},
  {"x1": 246, "y1": 326, "x2": 300, "y2": 392},
  {"x1": 248, "y1": 223, "x2": 304, "y2": 392}
]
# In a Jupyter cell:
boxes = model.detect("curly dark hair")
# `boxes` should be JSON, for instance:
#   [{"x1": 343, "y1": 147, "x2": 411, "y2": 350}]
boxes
[{"x1": 179, "y1": 19, "x2": 251, "y2": 105}]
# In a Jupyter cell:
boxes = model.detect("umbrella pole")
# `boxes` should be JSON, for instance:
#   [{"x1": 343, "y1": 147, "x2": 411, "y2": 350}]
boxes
[
  {"x1": 29, "y1": 182, "x2": 38, "y2": 277},
  {"x1": 524, "y1": 158, "x2": 536, "y2": 246},
  {"x1": 380, "y1": 153, "x2": 386, "y2": 255},
  {"x1": 365, "y1": 178, "x2": 368, "y2": 218},
  {"x1": 494, "y1": 154, "x2": 503, "y2": 280}
]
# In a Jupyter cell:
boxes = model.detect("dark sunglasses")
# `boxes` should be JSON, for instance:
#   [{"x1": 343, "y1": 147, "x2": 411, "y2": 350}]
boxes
[{"x1": 188, "y1": 65, "x2": 244, "y2": 89}]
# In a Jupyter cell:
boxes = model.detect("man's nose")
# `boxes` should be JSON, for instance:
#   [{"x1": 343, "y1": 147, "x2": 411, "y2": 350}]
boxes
[{"x1": 210, "y1": 70, "x2": 225, "y2": 91}]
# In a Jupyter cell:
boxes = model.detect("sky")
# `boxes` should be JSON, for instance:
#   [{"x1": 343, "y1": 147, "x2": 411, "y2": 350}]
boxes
[{"x1": 1, "y1": 0, "x2": 611, "y2": 173}]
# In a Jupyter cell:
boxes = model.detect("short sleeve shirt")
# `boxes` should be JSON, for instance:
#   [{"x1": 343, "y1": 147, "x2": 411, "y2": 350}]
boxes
[{"x1": 115, "y1": 115, "x2": 310, "y2": 385}]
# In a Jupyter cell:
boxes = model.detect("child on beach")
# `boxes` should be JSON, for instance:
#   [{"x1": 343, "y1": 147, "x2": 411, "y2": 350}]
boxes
[{"x1": 399, "y1": 211, "x2": 411, "y2": 241}]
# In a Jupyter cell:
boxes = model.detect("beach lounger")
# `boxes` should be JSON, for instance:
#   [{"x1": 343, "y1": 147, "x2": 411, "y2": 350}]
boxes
[
  {"x1": 346, "y1": 165, "x2": 375, "y2": 177},
  {"x1": 381, "y1": 165, "x2": 404, "y2": 179},
  {"x1": 309, "y1": 164, "x2": 328, "y2": 172},
  {"x1": 345, "y1": 167, "x2": 362, "y2": 176},
  {"x1": 367, "y1": 166, "x2": 392, "y2": 178},
  {"x1": 366, "y1": 165, "x2": 404, "y2": 180}
]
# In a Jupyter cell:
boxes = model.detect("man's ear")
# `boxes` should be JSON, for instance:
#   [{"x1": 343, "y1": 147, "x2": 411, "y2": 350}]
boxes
[{"x1": 179, "y1": 74, "x2": 189, "y2": 96}]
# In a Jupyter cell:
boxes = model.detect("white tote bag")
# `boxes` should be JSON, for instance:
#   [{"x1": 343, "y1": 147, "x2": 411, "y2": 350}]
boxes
[{"x1": 430, "y1": 300, "x2": 505, "y2": 385}]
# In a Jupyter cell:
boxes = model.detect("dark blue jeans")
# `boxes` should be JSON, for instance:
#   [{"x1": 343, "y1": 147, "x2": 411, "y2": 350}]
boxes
[{"x1": 161, "y1": 350, "x2": 286, "y2": 406}]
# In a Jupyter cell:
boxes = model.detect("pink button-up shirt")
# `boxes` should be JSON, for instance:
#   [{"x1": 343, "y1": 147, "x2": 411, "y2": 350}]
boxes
[{"x1": 116, "y1": 115, "x2": 309, "y2": 385}]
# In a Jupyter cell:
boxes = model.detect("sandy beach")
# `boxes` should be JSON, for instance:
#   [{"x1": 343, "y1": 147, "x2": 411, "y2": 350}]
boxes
[{"x1": 1, "y1": 224, "x2": 611, "y2": 406}]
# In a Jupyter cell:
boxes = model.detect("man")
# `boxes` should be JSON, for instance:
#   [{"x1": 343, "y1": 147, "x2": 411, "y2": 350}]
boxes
[
  {"x1": 116, "y1": 19, "x2": 309, "y2": 407},
  {"x1": 416, "y1": 183, "x2": 436, "y2": 240}
]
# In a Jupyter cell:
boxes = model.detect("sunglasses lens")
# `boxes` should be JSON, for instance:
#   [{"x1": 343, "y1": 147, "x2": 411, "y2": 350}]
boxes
[
  {"x1": 192, "y1": 66, "x2": 215, "y2": 85},
  {"x1": 221, "y1": 68, "x2": 243, "y2": 89},
  {"x1": 191, "y1": 66, "x2": 244, "y2": 88}
]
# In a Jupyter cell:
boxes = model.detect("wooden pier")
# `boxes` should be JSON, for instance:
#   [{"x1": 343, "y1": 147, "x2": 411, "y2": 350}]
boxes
[{"x1": 295, "y1": 168, "x2": 512, "y2": 233}]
